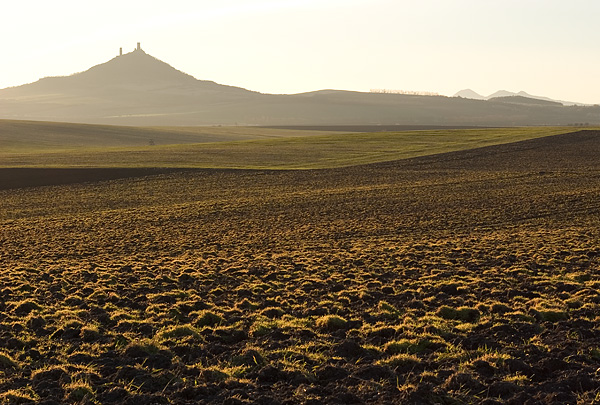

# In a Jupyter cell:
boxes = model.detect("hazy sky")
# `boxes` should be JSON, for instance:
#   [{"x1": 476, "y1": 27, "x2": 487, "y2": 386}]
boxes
[{"x1": 2, "y1": 0, "x2": 599, "y2": 103}]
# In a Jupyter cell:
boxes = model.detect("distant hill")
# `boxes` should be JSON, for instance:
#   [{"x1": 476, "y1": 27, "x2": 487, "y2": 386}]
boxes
[
  {"x1": 454, "y1": 89, "x2": 486, "y2": 100},
  {"x1": 454, "y1": 89, "x2": 587, "y2": 106},
  {"x1": 1, "y1": 48, "x2": 599, "y2": 126},
  {"x1": 3, "y1": 49, "x2": 254, "y2": 95},
  {"x1": 488, "y1": 95, "x2": 563, "y2": 107},
  {"x1": 487, "y1": 90, "x2": 518, "y2": 99},
  {"x1": 0, "y1": 48, "x2": 262, "y2": 125}
]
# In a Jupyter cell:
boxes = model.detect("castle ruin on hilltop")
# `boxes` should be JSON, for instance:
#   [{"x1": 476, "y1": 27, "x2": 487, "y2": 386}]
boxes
[{"x1": 119, "y1": 43, "x2": 141, "y2": 57}]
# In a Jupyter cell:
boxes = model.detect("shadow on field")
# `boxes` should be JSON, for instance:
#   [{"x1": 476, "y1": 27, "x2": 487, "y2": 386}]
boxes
[
  {"x1": 2, "y1": 130, "x2": 599, "y2": 191},
  {"x1": 0, "y1": 168, "x2": 185, "y2": 191}
]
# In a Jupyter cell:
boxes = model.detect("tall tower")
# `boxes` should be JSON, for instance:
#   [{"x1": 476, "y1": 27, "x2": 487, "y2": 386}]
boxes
[
  {"x1": 119, "y1": 47, "x2": 123, "y2": 56},
  {"x1": 137, "y1": 42, "x2": 141, "y2": 51}
]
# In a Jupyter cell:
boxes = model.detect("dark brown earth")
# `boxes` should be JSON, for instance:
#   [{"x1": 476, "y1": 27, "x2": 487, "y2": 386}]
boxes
[
  {"x1": 0, "y1": 130, "x2": 599, "y2": 404},
  {"x1": 0, "y1": 168, "x2": 180, "y2": 191}
]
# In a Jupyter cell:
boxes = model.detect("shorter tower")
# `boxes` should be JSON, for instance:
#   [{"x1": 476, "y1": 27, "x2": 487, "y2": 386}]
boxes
[
  {"x1": 137, "y1": 42, "x2": 141, "y2": 51},
  {"x1": 119, "y1": 47, "x2": 123, "y2": 56}
]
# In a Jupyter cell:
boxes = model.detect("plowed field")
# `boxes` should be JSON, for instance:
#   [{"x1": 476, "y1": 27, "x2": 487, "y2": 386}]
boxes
[{"x1": 0, "y1": 130, "x2": 599, "y2": 404}]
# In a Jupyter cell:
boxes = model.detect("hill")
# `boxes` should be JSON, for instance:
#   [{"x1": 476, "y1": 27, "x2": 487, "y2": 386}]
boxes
[
  {"x1": 454, "y1": 89, "x2": 486, "y2": 100},
  {"x1": 488, "y1": 95, "x2": 563, "y2": 107},
  {"x1": 0, "y1": 48, "x2": 263, "y2": 125},
  {"x1": 0, "y1": 124, "x2": 583, "y2": 170},
  {"x1": 454, "y1": 89, "x2": 587, "y2": 106},
  {"x1": 0, "y1": 119, "x2": 338, "y2": 153},
  {"x1": 1, "y1": 48, "x2": 599, "y2": 126}
]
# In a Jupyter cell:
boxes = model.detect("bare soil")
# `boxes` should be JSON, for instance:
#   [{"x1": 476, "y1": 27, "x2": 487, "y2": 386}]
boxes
[
  {"x1": 0, "y1": 168, "x2": 180, "y2": 191},
  {"x1": 0, "y1": 130, "x2": 599, "y2": 404}
]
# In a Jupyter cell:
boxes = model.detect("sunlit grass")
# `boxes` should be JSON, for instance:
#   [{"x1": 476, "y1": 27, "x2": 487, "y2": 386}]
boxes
[
  {"x1": 0, "y1": 126, "x2": 584, "y2": 169},
  {"x1": 0, "y1": 120, "x2": 338, "y2": 153}
]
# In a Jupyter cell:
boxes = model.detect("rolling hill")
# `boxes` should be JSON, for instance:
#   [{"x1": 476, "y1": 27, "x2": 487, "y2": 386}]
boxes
[
  {"x1": 1, "y1": 48, "x2": 599, "y2": 126},
  {"x1": 0, "y1": 121, "x2": 582, "y2": 170},
  {"x1": 488, "y1": 96, "x2": 563, "y2": 107},
  {"x1": 0, "y1": 119, "x2": 339, "y2": 153}
]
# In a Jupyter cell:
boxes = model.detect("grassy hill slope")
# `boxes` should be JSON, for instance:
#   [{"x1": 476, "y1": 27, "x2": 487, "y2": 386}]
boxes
[
  {"x1": 0, "y1": 120, "x2": 339, "y2": 153},
  {"x1": 0, "y1": 125, "x2": 586, "y2": 169}
]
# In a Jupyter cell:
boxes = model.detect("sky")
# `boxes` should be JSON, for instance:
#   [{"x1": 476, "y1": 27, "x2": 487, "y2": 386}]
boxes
[{"x1": 2, "y1": 0, "x2": 600, "y2": 103}]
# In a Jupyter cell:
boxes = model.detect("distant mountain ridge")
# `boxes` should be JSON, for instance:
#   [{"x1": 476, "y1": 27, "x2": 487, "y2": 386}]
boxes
[
  {"x1": 0, "y1": 47, "x2": 598, "y2": 126},
  {"x1": 454, "y1": 89, "x2": 588, "y2": 106}
]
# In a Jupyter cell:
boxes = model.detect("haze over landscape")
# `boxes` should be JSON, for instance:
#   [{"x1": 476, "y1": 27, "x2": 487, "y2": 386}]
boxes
[
  {"x1": 2, "y1": 2, "x2": 600, "y2": 405},
  {"x1": 2, "y1": 0, "x2": 600, "y2": 104},
  {"x1": 1, "y1": 46, "x2": 598, "y2": 126}
]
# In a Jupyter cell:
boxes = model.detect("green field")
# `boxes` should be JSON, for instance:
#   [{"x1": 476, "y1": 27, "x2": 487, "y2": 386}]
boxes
[
  {"x1": 0, "y1": 120, "x2": 339, "y2": 153},
  {"x1": 0, "y1": 124, "x2": 585, "y2": 169}
]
